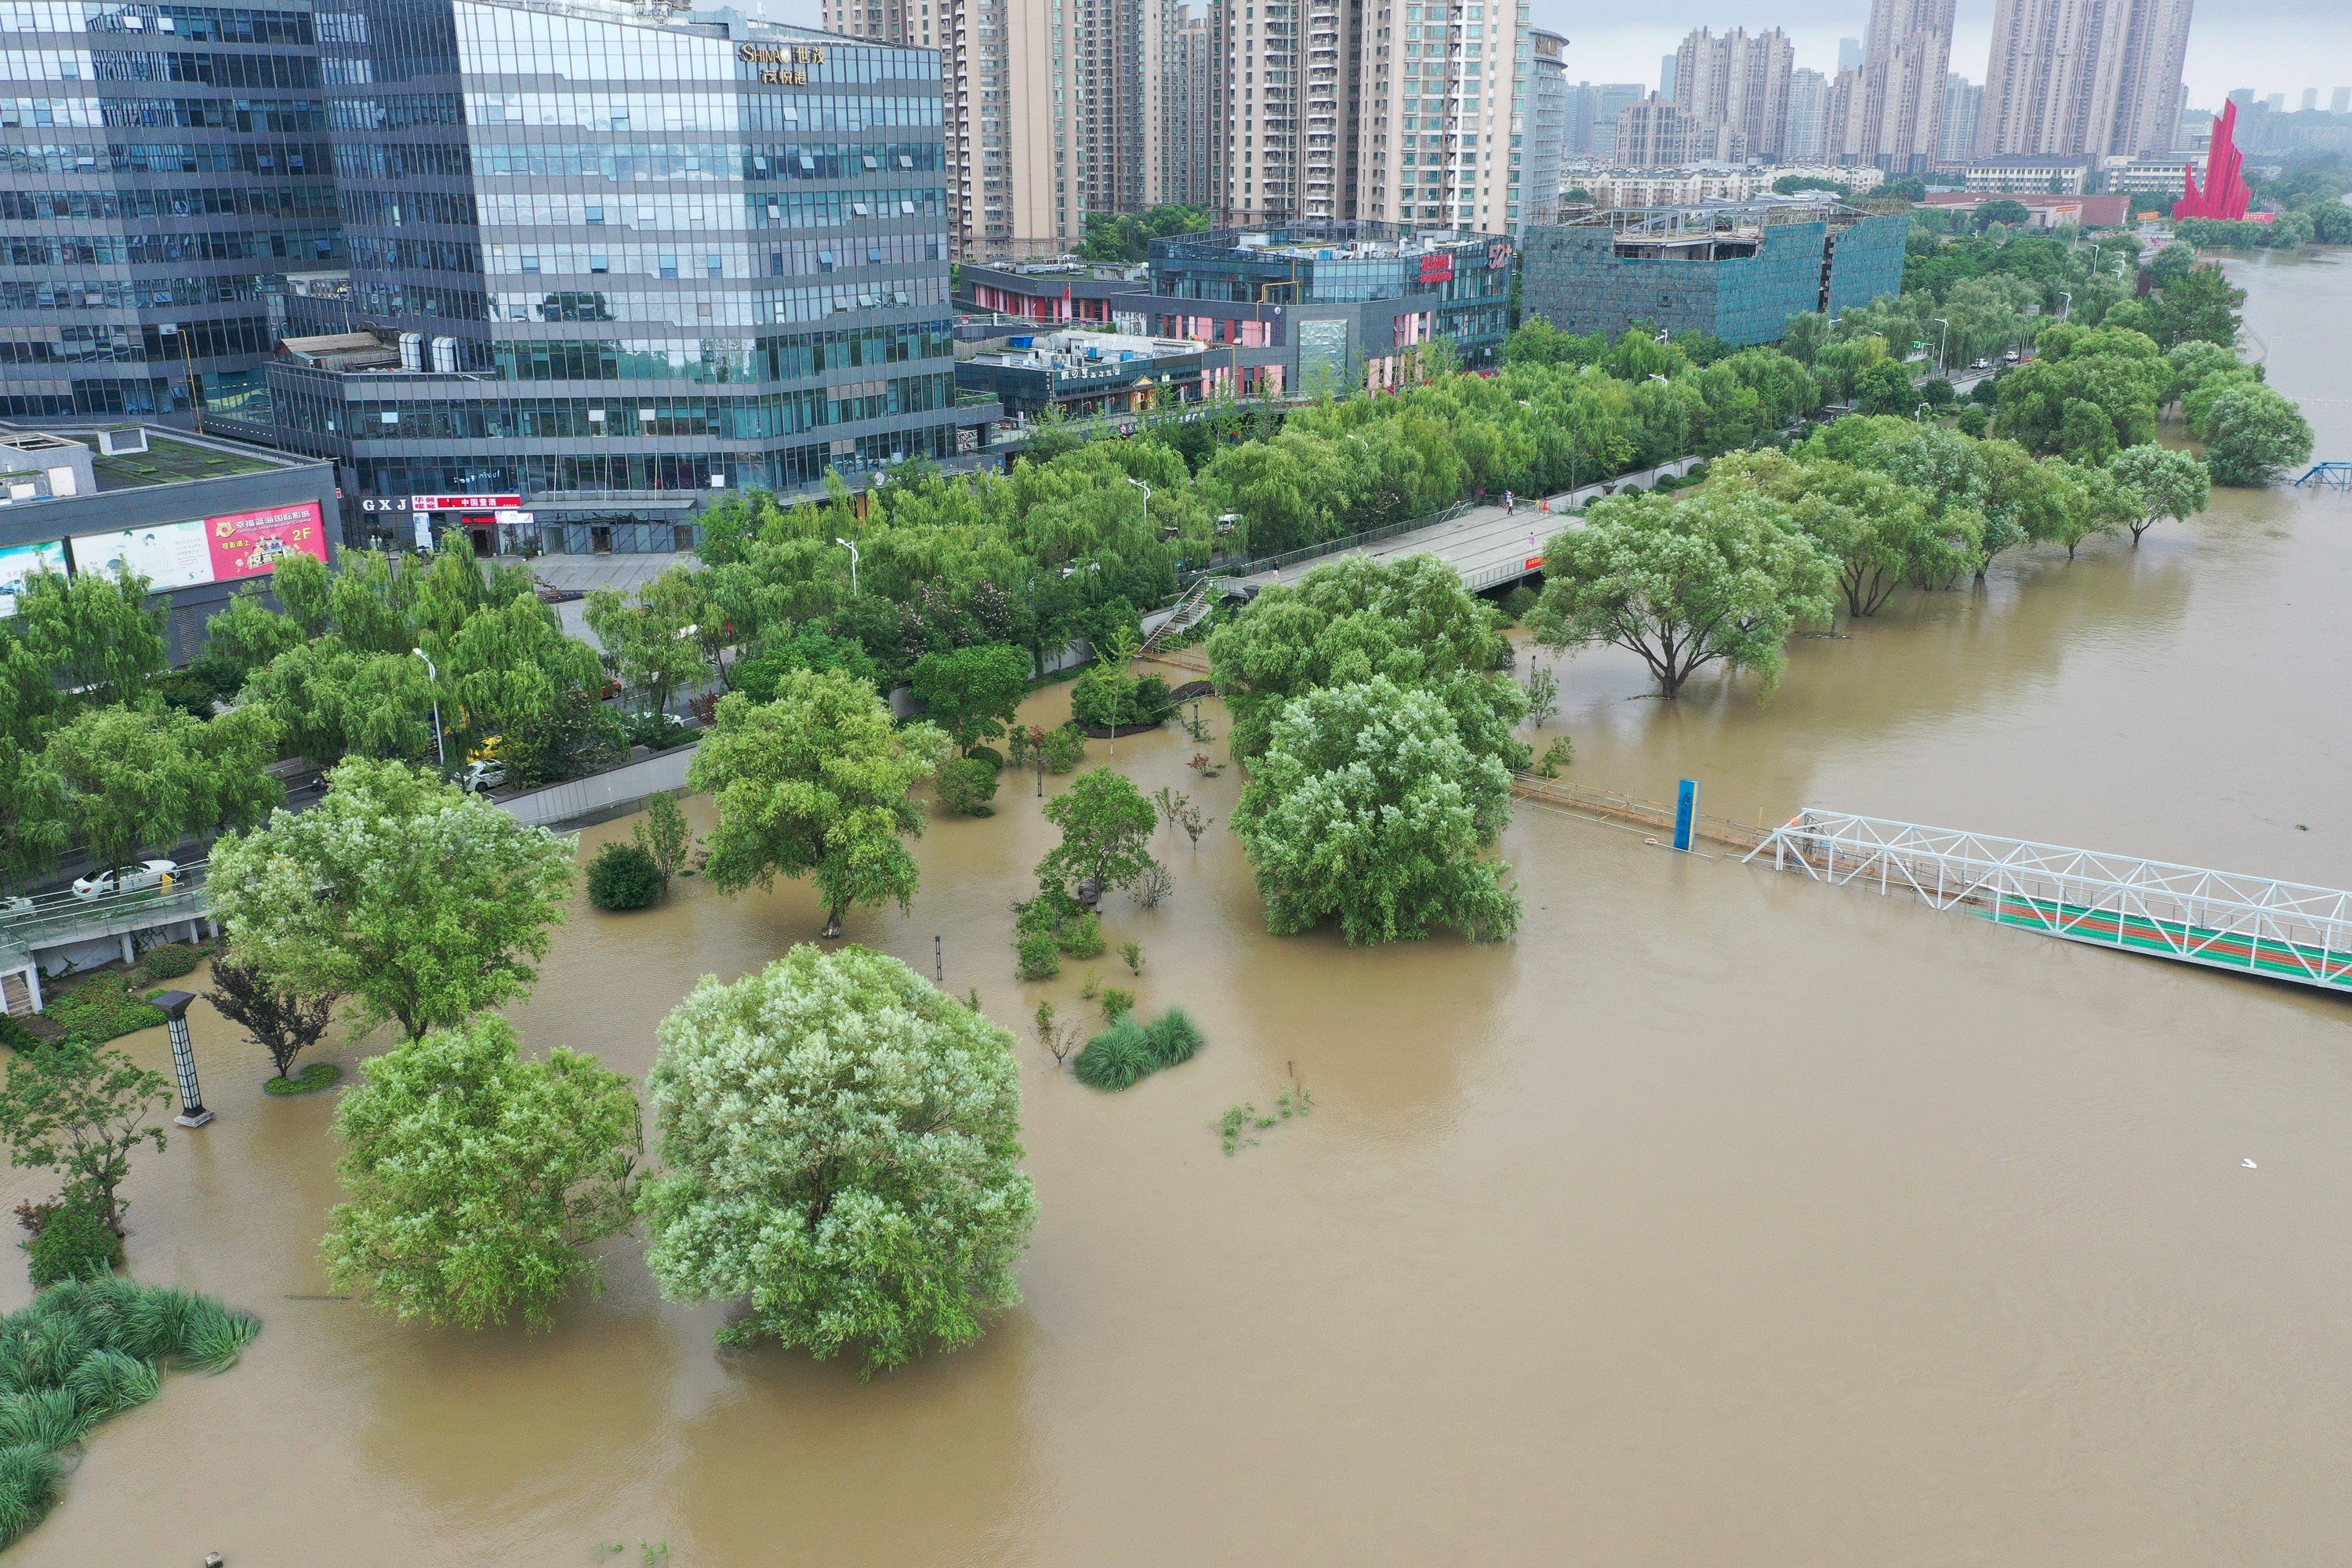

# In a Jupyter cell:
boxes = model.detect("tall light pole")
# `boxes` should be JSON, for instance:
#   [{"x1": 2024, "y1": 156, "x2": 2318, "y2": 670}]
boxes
[
  {"x1": 1930, "y1": 318, "x2": 1951, "y2": 376},
  {"x1": 153, "y1": 991, "x2": 211, "y2": 1127},
  {"x1": 412, "y1": 648, "x2": 446, "y2": 772},
  {"x1": 835, "y1": 536, "x2": 859, "y2": 597},
  {"x1": 1127, "y1": 477, "x2": 1152, "y2": 533}
]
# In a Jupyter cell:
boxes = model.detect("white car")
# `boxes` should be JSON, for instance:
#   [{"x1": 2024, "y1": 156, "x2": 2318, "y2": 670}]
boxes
[
  {"x1": 459, "y1": 758, "x2": 508, "y2": 795},
  {"x1": 71, "y1": 860, "x2": 179, "y2": 900}
]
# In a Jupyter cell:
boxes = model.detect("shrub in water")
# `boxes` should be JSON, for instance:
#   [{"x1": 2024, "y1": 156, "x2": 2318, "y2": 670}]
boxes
[
  {"x1": 22, "y1": 1207, "x2": 121, "y2": 1289},
  {"x1": 966, "y1": 744, "x2": 1007, "y2": 771},
  {"x1": 0, "y1": 1015, "x2": 35, "y2": 1053},
  {"x1": 585, "y1": 840, "x2": 665, "y2": 910},
  {"x1": 1099, "y1": 986, "x2": 1135, "y2": 1022},
  {"x1": 1015, "y1": 933, "x2": 1062, "y2": 982},
  {"x1": 1060, "y1": 910, "x2": 1105, "y2": 959},
  {"x1": 1073, "y1": 1017, "x2": 1157, "y2": 1091},
  {"x1": 936, "y1": 755, "x2": 1000, "y2": 816},
  {"x1": 1143, "y1": 1006, "x2": 1205, "y2": 1067},
  {"x1": 1040, "y1": 726, "x2": 1087, "y2": 773},
  {"x1": 135, "y1": 944, "x2": 201, "y2": 981}
]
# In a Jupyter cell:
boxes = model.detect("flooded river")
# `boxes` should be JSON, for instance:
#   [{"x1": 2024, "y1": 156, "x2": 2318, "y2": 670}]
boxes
[{"x1": 13, "y1": 251, "x2": 2352, "y2": 1566}]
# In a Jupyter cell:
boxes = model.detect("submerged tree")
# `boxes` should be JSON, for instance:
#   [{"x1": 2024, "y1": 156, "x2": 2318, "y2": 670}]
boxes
[
  {"x1": 1232, "y1": 676, "x2": 1519, "y2": 944},
  {"x1": 0, "y1": 1040, "x2": 170, "y2": 1232},
  {"x1": 2104, "y1": 443, "x2": 2211, "y2": 546},
  {"x1": 205, "y1": 956, "x2": 336, "y2": 1080},
  {"x1": 1037, "y1": 767, "x2": 1160, "y2": 903},
  {"x1": 323, "y1": 1015, "x2": 642, "y2": 1330},
  {"x1": 1527, "y1": 488, "x2": 1837, "y2": 697},
  {"x1": 208, "y1": 757, "x2": 578, "y2": 1040},
  {"x1": 687, "y1": 669, "x2": 945, "y2": 937},
  {"x1": 641, "y1": 945, "x2": 1036, "y2": 1373}
]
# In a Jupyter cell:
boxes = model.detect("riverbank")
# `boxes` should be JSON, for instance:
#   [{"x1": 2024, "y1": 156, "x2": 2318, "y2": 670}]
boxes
[{"x1": 9, "y1": 249, "x2": 2352, "y2": 1568}]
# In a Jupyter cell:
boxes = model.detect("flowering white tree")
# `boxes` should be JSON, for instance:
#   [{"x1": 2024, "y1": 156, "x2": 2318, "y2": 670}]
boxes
[{"x1": 641, "y1": 944, "x2": 1036, "y2": 1373}]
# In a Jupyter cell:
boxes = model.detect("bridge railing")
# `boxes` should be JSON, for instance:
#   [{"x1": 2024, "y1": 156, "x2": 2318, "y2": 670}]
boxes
[
  {"x1": 0, "y1": 862, "x2": 212, "y2": 949},
  {"x1": 1744, "y1": 810, "x2": 2352, "y2": 990}
]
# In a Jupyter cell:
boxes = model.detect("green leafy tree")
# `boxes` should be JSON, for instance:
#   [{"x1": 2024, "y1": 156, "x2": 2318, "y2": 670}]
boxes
[
  {"x1": 34, "y1": 702, "x2": 281, "y2": 869},
  {"x1": 2198, "y1": 384, "x2": 2315, "y2": 487},
  {"x1": 731, "y1": 619, "x2": 884, "y2": 701},
  {"x1": 9, "y1": 567, "x2": 167, "y2": 714},
  {"x1": 322, "y1": 1015, "x2": 642, "y2": 1330},
  {"x1": 208, "y1": 757, "x2": 579, "y2": 1040},
  {"x1": 0, "y1": 1040, "x2": 170, "y2": 1232},
  {"x1": 1976, "y1": 199, "x2": 2031, "y2": 230},
  {"x1": 1038, "y1": 767, "x2": 1160, "y2": 900},
  {"x1": 642, "y1": 945, "x2": 1036, "y2": 1372},
  {"x1": 2148, "y1": 264, "x2": 2245, "y2": 349},
  {"x1": 1527, "y1": 488, "x2": 1838, "y2": 698},
  {"x1": 2106, "y1": 443, "x2": 2211, "y2": 544},
  {"x1": 240, "y1": 636, "x2": 437, "y2": 764},
  {"x1": 585, "y1": 575, "x2": 708, "y2": 717},
  {"x1": 910, "y1": 642, "x2": 1030, "y2": 754},
  {"x1": 687, "y1": 670, "x2": 944, "y2": 936},
  {"x1": 1205, "y1": 554, "x2": 1524, "y2": 764},
  {"x1": 633, "y1": 790, "x2": 695, "y2": 879},
  {"x1": 1232, "y1": 676, "x2": 1518, "y2": 944},
  {"x1": 1716, "y1": 450, "x2": 1981, "y2": 617}
]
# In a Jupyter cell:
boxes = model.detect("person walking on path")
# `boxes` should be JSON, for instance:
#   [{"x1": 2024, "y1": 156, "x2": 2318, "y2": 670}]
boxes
[{"x1": 1504, "y1": 491, "x2": 1515, "y2": 515}]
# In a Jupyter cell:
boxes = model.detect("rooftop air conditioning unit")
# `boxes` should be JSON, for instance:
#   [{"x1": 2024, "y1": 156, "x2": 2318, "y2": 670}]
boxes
[{"x1": 97, "y1": 427, "x2": 148, "y2": 456}]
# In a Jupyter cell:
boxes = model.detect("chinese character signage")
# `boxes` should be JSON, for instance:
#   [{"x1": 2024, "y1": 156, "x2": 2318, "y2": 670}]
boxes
[{"x1": 206, "y1": 502, "x2": 328, "y2": 581}]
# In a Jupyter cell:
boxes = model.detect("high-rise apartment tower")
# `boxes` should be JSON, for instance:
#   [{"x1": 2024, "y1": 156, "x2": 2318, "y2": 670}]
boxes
[
  {"x1": 1671, "y1": 26, "x2": 1795, "y2": 163},
  {"x1": 1976, "y1": 0, "x2": 2192, "y2": 160}
]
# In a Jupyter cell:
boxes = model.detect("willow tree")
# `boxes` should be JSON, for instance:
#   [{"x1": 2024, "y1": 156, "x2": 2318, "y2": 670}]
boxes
[{"x1": 1529, "y1": 488, "x2": 1836, "y2": 698}]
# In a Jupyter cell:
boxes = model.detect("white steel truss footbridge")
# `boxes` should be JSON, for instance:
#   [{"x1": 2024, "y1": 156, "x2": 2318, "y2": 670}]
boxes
[{"x1": 1743, "y1": 811, "x2": 2352, "y2": 993}]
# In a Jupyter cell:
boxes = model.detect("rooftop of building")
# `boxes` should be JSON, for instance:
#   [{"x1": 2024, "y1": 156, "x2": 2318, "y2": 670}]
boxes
[
  {"x1": 1965, "y1": 153, "x2": 2098, "y2": 168},
  {"x1": 1152, "y1": 220, "x2": 1512, "y2": 265},
  {"x1": 1566, "y1": 196, "x2": 1881, "y2": 235},
  {"x1": 966, "y1": 331, "x2": 1203, "y2": 372}
]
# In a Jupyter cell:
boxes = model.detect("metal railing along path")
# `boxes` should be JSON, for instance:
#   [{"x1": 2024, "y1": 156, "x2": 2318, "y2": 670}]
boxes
[
  {"x1": 0, "y1": 862, "x2": 213, "y2": 947},
  {"x1": 1743, "y1": 811, "x2": 2352, "y2": 993}
]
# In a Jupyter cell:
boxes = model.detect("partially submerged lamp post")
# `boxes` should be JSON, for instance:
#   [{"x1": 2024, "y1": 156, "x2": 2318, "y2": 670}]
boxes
[{"x1": 152, "y1": 991, "x2": 212, "y2": 1127}]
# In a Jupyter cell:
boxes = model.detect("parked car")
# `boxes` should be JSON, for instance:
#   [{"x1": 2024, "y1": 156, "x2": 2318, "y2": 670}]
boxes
[
  {"x1": 459, "y1": 758, "x2": 508, "y2": 795},
  {"x1": 1972, "y1": 358, "x2": 1992, "y2": 371},
  {"x1": 2002, "y1": 350, "x2": 2021, "y2": 364},
  {"x1": 72, "y1": 860, "x2": 179, "y2": 900}
]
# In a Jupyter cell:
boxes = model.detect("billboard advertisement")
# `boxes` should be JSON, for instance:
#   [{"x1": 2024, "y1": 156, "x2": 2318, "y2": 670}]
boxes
[
  {"x1": 205, "y1": 501, "x2": 328, "y2": 581},
  {"x1": 70, "y1": 518, "x2": 215, "y2": 588},
  {"x1": 0, "y1": 539, "x2": 67, "y2": 617}
]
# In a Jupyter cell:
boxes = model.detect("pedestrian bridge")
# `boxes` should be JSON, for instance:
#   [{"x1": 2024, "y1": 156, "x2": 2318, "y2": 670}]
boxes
[
  {"x1": 1, "y1": 864, "x2": 216, "y2": 1017},
  {"x1": 1744, "y1": 811, "x2": 2352, "y2": 993}
]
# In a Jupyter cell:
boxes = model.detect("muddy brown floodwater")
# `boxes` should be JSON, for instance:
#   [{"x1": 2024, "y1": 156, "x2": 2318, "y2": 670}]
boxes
[{"x1": 13, "y1": 252, "x2": 2352, "y2": 1566}]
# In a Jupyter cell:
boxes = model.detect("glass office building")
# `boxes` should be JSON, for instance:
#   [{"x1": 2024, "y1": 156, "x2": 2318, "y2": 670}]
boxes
[
  {"x1": 0, "y1": 0, "x2": 346, "y2": 422},
  {"x1": 263, "y1": 0, "x2": 987, "y2": 552}
]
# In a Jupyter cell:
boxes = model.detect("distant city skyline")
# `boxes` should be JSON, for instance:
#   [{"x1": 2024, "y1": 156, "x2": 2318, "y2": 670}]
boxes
[
  {"x1": 757, "y1": 0, "x2": 2350, "y2": 117},
  {"x1": 1504, "y1": 0, "x2": 2347, "y2": 111}
]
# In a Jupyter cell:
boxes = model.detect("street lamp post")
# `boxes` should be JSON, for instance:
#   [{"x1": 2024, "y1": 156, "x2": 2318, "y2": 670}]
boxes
[
  {"x1": 835, "y1": 537, "x2": 859, "y2": 597},
  {"x1": 411, "y1": 648, "x2": 445, "y2": 772},
  {"x1": 1930, "y1": 318, "x2": 1951, "y2": 376},
  {"x1": 1127, "y1": 477, "x2": 1152, "y2": 533},
  {"x1": 153, "y1": 991, "x2": 211, "y2": 1127},
  {"x1": 2057, "y1": 290, "x2": 2073, "y2": 320}
]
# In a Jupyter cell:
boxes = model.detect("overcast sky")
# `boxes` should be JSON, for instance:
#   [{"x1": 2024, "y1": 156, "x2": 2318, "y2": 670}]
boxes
[{"x1": 763, "y1": 0, "x2": 2352, "y2": 112}]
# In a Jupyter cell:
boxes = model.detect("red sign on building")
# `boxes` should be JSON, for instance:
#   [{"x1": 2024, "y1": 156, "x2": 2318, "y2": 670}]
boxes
[
  {"x1": 1418, "y1": 252, "x2": 1455, "y2": 285},
  {"x1": 411, "y1": 494, "x2": 523, "y2": 511}
]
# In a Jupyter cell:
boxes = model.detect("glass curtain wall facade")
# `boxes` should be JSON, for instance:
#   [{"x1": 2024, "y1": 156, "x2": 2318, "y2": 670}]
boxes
[
  {"x1": 0, "y1": 0, "x2": 345, "y2": 421},
  {"x1": 270, "y1": 0, "x2": 964, "y2": 549}
]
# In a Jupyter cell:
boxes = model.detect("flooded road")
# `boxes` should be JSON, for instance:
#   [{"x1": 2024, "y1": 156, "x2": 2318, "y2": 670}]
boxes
[{"x1": 12, "y1": 251, "x2": 2352, "y2": 1566}]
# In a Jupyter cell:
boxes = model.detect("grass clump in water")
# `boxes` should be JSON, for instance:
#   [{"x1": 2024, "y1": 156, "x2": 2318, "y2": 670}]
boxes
[
  {"x1": 0, "y1": 1276, "x2": 260, "y2": 1547},
  {"x1": 1073, "y1": 1007, "x2": 1208, "y2": 1092},
  {"x1": 1073, "y1": 1017, "x2": 1156, "y2": 1091}
]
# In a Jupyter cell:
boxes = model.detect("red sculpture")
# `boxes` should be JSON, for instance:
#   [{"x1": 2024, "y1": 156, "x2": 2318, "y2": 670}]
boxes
[{"x1": 2176, "y1": 100, "x2": 2250, "y2": 220}]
